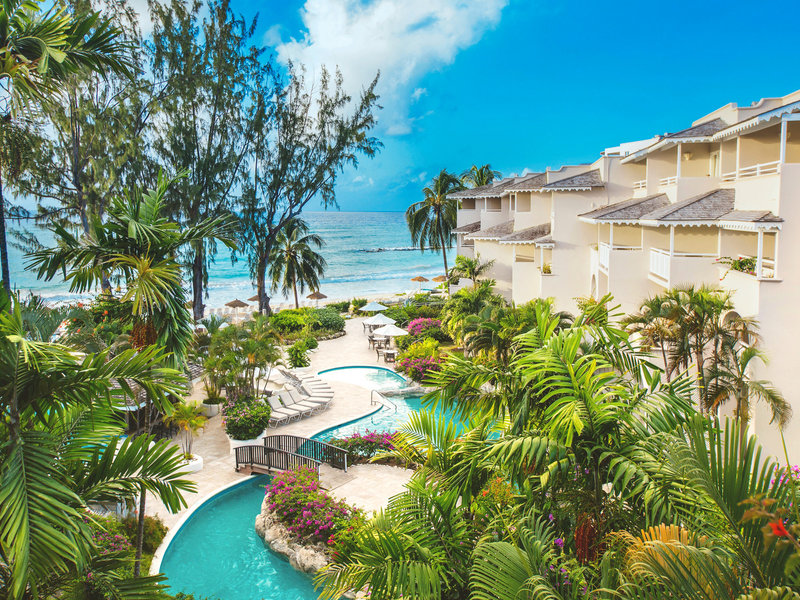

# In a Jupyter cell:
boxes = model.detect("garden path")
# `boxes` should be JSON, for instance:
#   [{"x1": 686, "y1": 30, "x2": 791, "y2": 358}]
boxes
[{"x1": 147, "y1": 315, "x2": 413, "y2": 528}]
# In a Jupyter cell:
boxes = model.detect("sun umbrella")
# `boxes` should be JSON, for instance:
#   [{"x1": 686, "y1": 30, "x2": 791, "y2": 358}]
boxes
[
  {"x1": 372, "y1": 324, "x2": 408, "y2": 337},
  {"x1": 226, "y1": 299, "x2": 248, "y2": 308},
  {"x1": 361, "y1": 301, "x2": 388, "y2": 312},
  {"x1": 432, "y1": 275, "x2": 448, "y2": 282},
  {"x1": 248, "y1": 295, "x2": 260, "y2": 302},
  {"x1": 411, "y1": 275, "x2": 429, "y2": 291},
  {"x1": 364, "y1": 313, "x2": 396, "y2": 326},
  {"x1": 307, "y1": 291, "x2": 327, "y2": 307}
]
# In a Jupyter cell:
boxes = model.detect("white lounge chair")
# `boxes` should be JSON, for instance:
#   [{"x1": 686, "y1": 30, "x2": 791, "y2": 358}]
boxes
[
  {"x1": 277, "y1": 390, "x2": 323, "y2": 414},
  {"x1": 264, "y1": 400, "x2": 291, "y2": 427},
  {"x1": 288, "y1": 388, "x2": 331, "y2": 410},
  {"x1": 266, "y1": 396, "x2": 309, "y2": 421}
]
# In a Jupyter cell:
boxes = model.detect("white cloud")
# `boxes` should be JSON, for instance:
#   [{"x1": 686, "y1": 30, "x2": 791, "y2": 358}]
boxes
[
  {"x1": 411, "y1": 87, "x2": 427, "y2": 102},
  {"x1": 275, "y1": 0, "x2": 508, "y2": 136}
]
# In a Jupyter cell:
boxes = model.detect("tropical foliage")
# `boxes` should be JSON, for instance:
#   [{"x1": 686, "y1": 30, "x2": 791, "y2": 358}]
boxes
[
  {"x1": 314, "y1": 291, "x2": 798, "y2": 600},
  {"x1": 268, "y1": 218, "x2": 327, "y2": 309}
]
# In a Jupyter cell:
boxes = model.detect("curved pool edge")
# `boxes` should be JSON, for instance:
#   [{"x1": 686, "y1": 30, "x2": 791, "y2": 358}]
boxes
[{"x1": 149, "y1": 475, "x2": 260, "y2": 576}]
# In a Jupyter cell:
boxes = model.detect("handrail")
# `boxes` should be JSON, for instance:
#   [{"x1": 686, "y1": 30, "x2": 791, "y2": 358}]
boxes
[
  {"x1": 263, "y1": 434, "x2": 349, "y2": 471},
  {"x1": 659, "y1": 175, "x2": 678, "y2": 186},
  {"x1": 721, "y1": 160, "x2": 781, "y2": 182},
  {"x1": 234, "y1": 445, "x2": 321, "y2": 474},
  {"x1": 371, "y1": 389, "x2": 398, "y2": 412},
  {"x1": 633, "y1": 179, "x2": 647, "y2": 190}
]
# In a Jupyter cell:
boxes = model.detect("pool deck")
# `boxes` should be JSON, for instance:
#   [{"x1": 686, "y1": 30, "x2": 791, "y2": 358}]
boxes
[{"x1": 147, "y1": 316, "x2": 414, "y2": 528}]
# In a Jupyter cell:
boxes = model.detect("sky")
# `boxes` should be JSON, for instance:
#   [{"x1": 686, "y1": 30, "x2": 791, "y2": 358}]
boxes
[{"x1": 142, "y1": 0, "x2": 800, "y2": 212}]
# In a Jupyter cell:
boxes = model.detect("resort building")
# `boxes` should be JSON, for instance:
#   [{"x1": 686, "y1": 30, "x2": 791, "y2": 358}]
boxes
[{"x1": 452, "y1": 89, "x2": 800, "y2": 459}]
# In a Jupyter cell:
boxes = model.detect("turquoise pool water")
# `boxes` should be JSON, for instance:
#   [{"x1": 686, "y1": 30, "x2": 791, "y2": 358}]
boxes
[
  {"x1": 315, "y1": 366, "x2": 461, "y2": 441},
  {"x1": 317, "y1": 365, "x2": 407, "y2": 391},
  {"x1": 160, "y1": 476, "x2": 317, "y2": 600}
]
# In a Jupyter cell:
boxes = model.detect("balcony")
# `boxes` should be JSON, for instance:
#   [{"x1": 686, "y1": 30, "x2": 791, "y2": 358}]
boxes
[
  {"x1": 598, "y1": 242, "x2": 642, "y2": 273},
  {"x1": 633, "y1": 179, "x2": 647, "y2": 190},
  {"x1": 648, "y1": 248, "x2": 719, "y2": 287},
  {"x1": 658, "y1": 175, "x2": 678, "y2": 187},
  {"x1": 721, "y1": 160, "x2": 780, "y2": 182}
]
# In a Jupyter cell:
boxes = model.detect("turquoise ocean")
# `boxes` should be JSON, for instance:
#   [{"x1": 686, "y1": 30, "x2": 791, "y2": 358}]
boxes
[{"x1": 8, "y1": 211, "x2": 453, "y2": 308}]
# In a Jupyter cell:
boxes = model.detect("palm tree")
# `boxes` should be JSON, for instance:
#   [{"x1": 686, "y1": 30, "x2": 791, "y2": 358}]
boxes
[
  {"x1": 623, "y1": 295, "x2": 680, "y2": 381},
  {"x1": 705, "y1": 345, "x2": 790, "y2": 429},
  {"x1": 448, "y1": 253, "x2": 495, "y2": 288},
  {"x1": 268, "y1": 218, "x2": 327, "y2": 309},
  {"x1": 406, "y1": 169, "x2": 464, "y2": 280},
  {"x1": 0, "y1": 0, "x2": 133, "y2": 291},
  {"x1": 461, "y1": 164, "x2": 501, "y2": 188},
  {"x1": 0, "y1": 294, "x2": 192, "y2": 598},
  {"x1": 440, "y1": 280, "x2": 505, "y2": 345},
  {"x1": 164, "y1": 402, "x2": 208, "y2": 458},
  {"x1": 29, "y1": 169, "x2": 234, "y2": 575}
]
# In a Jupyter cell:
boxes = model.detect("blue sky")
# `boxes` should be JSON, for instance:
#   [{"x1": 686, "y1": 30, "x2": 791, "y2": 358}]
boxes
[{"x1": 228, "y1": 0, "x2": 800, "y2": 212}]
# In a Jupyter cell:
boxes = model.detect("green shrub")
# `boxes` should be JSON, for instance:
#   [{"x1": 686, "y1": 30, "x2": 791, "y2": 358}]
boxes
[
  {"x1": 222, "y1": 398, "x2": 272, "y2": 440},
  {"x1": 287, "y1": 341, "x2": 310, "y2": 368},
  {"x1": 326, "y1": 300, "x2": 350, "y2": 313},
  {"x1": 270, "y1": 310, "x2": 306, "y2": 333},
  {"x1": 120, "y1": 515, "x2": 168, "y2": 554},
  {"x1": 85, "y1": 512, "x2": 132, "y2": 556},
  {"x1": 383, "y1": 306, "x2": 409, "y2": 325},
  {"x1": 304, "y1": 336, "x2": 319, "y2": 350},
  {"x1": 351, "y1": 297, "x2": 367, "y2": 312},
  {"x1": 310, "y1": 307, "x2": 345, "y2": 332},
  {"x1": 405, "y1": 303, "x2": 443, "y2": 320},
  {"x1": 398, "y1": 338, "x2": 440, "y2": 361}
]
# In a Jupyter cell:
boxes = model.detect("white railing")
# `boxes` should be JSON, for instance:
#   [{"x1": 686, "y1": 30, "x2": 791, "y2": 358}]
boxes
[
  {"x1": 659, "y1": 175, "x2": 678, "y2": 186},
  {"x1": 598, "y1": 243, "x2": 610, "y2": 270},
  {"x1": 633, "y1": 179, "x2": 647, "y2": 190},
  {"x1": 649, "y1": 248, "x2": 670, "y2": 280},
  {"x1": 721, "y1": 160, "x2": 780, "y2": 182}
]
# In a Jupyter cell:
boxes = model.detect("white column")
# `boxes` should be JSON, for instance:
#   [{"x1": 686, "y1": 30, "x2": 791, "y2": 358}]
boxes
[
  {"x1": 609, "y1": 223, "x2": 614, "y2": 248},
  {"x1": 780, "y1": 119, "x2": 788, "y2": 165},
  {"x1": 668, "y1": 226, "x2": 675, "y2": 288},
  {"x1": 736, "y1": 137, "x2": 742, "y2": 176},
  {"x1": 773, "y1": 231, "x2": 780, "y2": 279},
  {"x1": 756, "y1": 230, "x2": 764, "y2": 279},
  {"x1": 676, "y1": 143, "x2": 682, "y2": 178}
]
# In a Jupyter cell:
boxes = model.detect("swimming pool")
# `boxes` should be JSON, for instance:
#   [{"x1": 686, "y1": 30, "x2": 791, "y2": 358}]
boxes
[
  {"x1": 315, "y1": 366, "x2": 460, "y2": 441},
  {"x1": 317, "y1": 365, "x2": 408, "y2": 391},
  {"x1": 159, "y1": 476, "x2": 317, "y2": 599}
]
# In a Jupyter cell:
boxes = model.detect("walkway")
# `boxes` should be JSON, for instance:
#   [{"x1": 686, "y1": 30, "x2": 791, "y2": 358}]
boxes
[{"x1": 147, "y1": 316, "x2": 413, "y2": 528}]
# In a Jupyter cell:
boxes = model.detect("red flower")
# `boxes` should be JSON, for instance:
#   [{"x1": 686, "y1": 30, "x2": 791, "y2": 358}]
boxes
[{"x1": 770, "y1": 520, "x2": 790, "y2": 537}]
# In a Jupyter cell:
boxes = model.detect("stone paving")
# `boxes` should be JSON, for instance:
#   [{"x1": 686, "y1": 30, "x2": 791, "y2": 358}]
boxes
[{"x1": 148, "y1": 315, "x2": 413, "y2": 528}]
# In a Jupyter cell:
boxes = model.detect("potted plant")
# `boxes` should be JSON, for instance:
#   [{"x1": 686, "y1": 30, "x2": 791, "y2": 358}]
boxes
[
  {"x1": 164, "y1": 402, "x2": 208, "y2": 472},
  {"x1": 223, "y1": 397, "x2": 272, "y2": 454}
]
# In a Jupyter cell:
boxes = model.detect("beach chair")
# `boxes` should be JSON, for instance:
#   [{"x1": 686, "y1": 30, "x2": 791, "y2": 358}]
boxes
[
  {"x1": 288, "y1": 388, "x2": 331, "y2": 411},
  {"x1": 263, "y1": 398, "x2": 291, "y2": 427},
  {"x1": 300, "y1": 383, "x2": 334, "y2": 398},
  {"x1": 266, "y1": 396, "x2": 309, "y2": 422},
  {"x1": 277, "y1": 390, "x2": 323, "y2": 415}
]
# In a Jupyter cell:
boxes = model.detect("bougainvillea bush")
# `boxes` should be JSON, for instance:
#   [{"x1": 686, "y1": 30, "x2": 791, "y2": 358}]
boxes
[
  {"x1": 265, "y1": 466, "x2": 363, "y2": 547},
  {"x1": 222, "y1": 398, "x2": 271, "y2": 440},
  {"x1": 397, "y1": 355, "x2": 445, "y2": 382},
  {"x1": 327, "y1": 430, "x2": 396, "y2": 462}
]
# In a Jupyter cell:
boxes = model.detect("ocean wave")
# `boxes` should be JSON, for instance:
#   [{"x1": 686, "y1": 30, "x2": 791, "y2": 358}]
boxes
[{"x1": 355, "y1": 246, "x2": 436, "y2": 253}]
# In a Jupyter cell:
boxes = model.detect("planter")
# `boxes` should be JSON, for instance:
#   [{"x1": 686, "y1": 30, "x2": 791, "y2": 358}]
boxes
[
  {"x1": 227, "y1": 431, "x2": 266, "y2": 455},
  {"x1": 201, "y1": 402, "x2": 221, "y2": 417},
  {"x1": 181, "y1": 454, "x2": 204, "y2": 473}
]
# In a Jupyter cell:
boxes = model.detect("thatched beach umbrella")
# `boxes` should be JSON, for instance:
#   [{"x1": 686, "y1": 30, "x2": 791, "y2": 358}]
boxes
[
  {"x1": 225, "y1": 298, "x2": 248, "y2": 319},
  {"x1": 248, "y1": 295, "x2": 260, "y2": 302},
  {"x1": 361, "y1": 301, "x2": 388, "y2": 312},
  {"x1": 307, "y1": 291, "x2": 327, "y2": 307},
  {"x1": 432, "y1": 275, "x2": 448, "y2": 282},
  {"x1": 411, "y1": 275, "x2": 429, "y2": 291}
]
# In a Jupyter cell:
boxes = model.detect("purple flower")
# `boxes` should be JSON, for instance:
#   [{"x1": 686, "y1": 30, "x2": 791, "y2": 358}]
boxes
[{"x1": 554, "y1": 537, "x2": 564, "y2": 549}]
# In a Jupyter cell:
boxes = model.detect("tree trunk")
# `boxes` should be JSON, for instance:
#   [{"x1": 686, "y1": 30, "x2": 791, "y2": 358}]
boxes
[
  {"x1": 660, "y1": 342, "x2": 671, "y2": 383},
  {"x1": 293, "y1": 276, "x2": 299, "y2": 309},
  {"x1": 192, "y1": 246, "x2": 205, "y2": 321},
  {"x1": 0, "y1": 170, "x2": 11, "y2": 292},
  {"x1": 438, "y1": 227, "x2": 450, "y2": 294},
  {"x1": 256, "y1": 252, "x2": 272, "y2": 315},
  {"x1": 133, "y1": 396, "x2": 152, "y2": 577},
  {"x1": 695, "y1": 343, "x2": 706, "y2": 414}
]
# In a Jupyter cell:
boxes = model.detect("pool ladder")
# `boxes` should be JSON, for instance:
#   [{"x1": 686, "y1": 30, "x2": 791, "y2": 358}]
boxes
[{"x1": 370, "y1": 389, "x2": 398, "y2": 412}]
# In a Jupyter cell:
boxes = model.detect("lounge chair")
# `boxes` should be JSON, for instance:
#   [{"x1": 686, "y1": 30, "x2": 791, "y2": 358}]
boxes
[
  {"x1": 266, "y1": 396, "x2": 309, "y2": 421},
  {"x1": 288, "y1": 388, "x2": 331, "y2": 411},
  {"x1": 264, "y1": 399, "x2": 291, "y2": 427},
  {"x1": 301, "y1": 384, "x2": 333, "y2": 398},
  {"x1": 277, "y1": 390, "x2": 323, "y2": 414}
]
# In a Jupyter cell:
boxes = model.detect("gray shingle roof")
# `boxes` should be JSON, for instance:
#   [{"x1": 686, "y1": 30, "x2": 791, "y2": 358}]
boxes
[
  {"x1": 504, "y1": 173, "x2": 547, "y2": 192},
  {"x1": 465, "y1": 220, "x2": 515, "y2": 240},
  {"x1": 499, "y1": 223, "x2": 551, "y2": 244},
  {"x1": 452, "y1": 221, "x2": 481, "y2": 234},
  {"x1": 719, "y1": 210, "x2": 783, "y2": 223},
  {"x1": 541, "y1": 169, "x2": 603, "y2": 191},
  {"x1": 449, "y1": 182, "x2": 496, "y2": 199},
  {"x1": 641, "y1": 189, "x2": 735, "y2": 221},
  {"x1": 450, "y1": 173, "x2": 544, "y2": 199},
  {"x1": 579, "y1": 194, "x2": 669, "y2": 221},
  {"x1": 666, "y1": 118, "x2": 727, "y2": 139}
]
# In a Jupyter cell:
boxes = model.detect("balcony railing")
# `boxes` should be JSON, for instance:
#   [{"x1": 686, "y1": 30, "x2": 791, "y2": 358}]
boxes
[
  {"x1": 633, "y1": 179, "x2": 647, "y2": 190},
  {"x1": 721, "y1": 160, "x2": 781, "y2": 182},
  {"x1": 598, "y1": 243, "x2": 610, "y2": 270},
  {"x1": 658, "y1": 176, "x2": 678, "y2": 186},
  {"x1": 650, "y1": 248, "x2": 718, "y2": 282}
]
